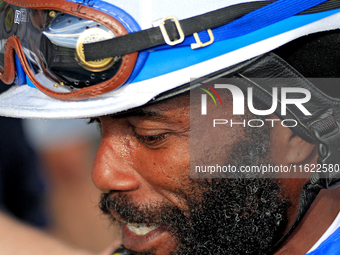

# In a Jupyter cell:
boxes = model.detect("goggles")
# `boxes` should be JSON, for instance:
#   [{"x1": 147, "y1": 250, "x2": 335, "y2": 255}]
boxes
[
  {"x1": 1, "y1": 0, "x2": 340, "y2": 101},
  {"x1": 0, "y1": 0, "x2": 147, "y2": 100},
  {"x1": 0, "y1": 0, "x2": 339, "y2": 111}
]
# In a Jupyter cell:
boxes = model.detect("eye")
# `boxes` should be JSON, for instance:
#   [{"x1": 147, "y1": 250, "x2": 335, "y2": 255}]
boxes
[{"x1": 134, "y1": 132, "x2": 168, "y2": 147}]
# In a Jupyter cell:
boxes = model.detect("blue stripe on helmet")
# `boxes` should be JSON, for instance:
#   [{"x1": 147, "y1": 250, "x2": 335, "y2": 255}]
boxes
[{"x1": 132, "y1": 8, "x2": 340, "y2": 83}]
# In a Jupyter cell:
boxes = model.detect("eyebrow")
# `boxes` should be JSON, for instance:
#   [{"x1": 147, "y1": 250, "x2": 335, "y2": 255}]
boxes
[{"x1": 111, "y1": 108, "x2": 169, "y2": 120}]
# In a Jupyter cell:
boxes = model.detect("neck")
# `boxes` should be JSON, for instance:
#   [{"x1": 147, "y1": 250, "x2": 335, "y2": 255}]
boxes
[{"x1": 274, "y1": 187, "x2": 340, "y2": 255}]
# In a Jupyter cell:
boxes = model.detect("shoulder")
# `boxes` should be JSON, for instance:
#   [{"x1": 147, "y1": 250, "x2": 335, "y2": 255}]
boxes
[{"x1": 306, "y1": 227, "x2": 340, "y2": 255}]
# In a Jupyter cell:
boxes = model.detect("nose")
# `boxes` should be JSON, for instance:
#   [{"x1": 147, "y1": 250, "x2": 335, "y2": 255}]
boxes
[{"x1": 92, "y1": 118, "x2": 140, "y2": 193}]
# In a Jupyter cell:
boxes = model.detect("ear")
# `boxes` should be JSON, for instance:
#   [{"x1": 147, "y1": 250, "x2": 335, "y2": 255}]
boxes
[{"x1": 270, "y1": 122, "x2": 317, "y2": 165}]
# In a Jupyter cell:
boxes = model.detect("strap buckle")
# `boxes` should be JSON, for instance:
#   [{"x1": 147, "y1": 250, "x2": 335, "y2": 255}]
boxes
[
  {"x1": 191, "y1": 29, "x2": 215, "y2": 49},
  {"x1": 308, "y1": 109, "x2": 340, "y2": 189},
  {"x1": 152, "y1": 16, "x2": 184, "y2": 46}
]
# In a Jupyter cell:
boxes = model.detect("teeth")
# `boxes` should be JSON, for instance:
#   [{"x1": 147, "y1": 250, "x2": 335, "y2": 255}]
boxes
[{"x1": 126, "y1": 223, "x2": 160, "y2": 235}]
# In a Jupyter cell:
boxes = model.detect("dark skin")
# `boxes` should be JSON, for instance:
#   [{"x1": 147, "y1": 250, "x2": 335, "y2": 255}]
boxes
[
  {"x1": 92, "y1": 94, "x2": 340, "y2": 255},
  {"x1": 269, "y1": 120, "x2": 340, "y2": 254}
]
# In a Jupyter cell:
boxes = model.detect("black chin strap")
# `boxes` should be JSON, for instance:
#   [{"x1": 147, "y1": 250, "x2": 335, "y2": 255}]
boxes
[{"x1": 267, "y1": 110, "x2": 340, "y2": 254}]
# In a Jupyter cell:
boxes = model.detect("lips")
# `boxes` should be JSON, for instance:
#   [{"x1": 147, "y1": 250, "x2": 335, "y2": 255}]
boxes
[
  {"x1": 105, "y1": 197, "x2": 177, "y2": 253},
  {"x1": 122, "y1": 222, "x2": 172, "y2": 252}
]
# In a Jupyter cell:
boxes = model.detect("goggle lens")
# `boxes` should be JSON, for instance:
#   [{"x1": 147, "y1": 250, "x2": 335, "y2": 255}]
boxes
[{"x1": 0, "y1": 1, "x2": 137, "y2": 100}]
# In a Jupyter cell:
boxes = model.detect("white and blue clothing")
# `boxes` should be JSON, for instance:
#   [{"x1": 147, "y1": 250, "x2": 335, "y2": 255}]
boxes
[{"x1": 306, "y1": 212, "x2": 340, "y2": 255}]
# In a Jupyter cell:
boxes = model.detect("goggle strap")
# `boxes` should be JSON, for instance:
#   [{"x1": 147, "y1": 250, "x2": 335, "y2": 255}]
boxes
[
  {"x1": 0, "y1": 36, "x2": 21, "y2": 85},
  {"x1": 83, "y1": 0, "x2": 339, "y2": 62},
  {"x1": 83, "y1": 0, "x2": 273, "y2": 61}
]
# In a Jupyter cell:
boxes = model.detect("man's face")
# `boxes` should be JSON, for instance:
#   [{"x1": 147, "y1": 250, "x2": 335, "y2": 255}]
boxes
[{"x1": 92, "y1": 94, "x2": 289, "y2": 255}]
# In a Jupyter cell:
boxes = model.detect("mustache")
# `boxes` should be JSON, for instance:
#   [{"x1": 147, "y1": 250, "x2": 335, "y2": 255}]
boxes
[{"x1": 100, "y1": 193, "x2": 184, "y2": 225}]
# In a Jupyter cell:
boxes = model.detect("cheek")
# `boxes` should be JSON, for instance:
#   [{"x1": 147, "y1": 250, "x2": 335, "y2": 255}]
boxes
[
  {"x1": 191, "y1": 123, "x2": 244, "y2": 171},
  {"x1": 132, "y1": 138, "x2": 191, "y2": 192},
  {"x1": 190, "y1": 98, "x2": 246, "y2": 170}
]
